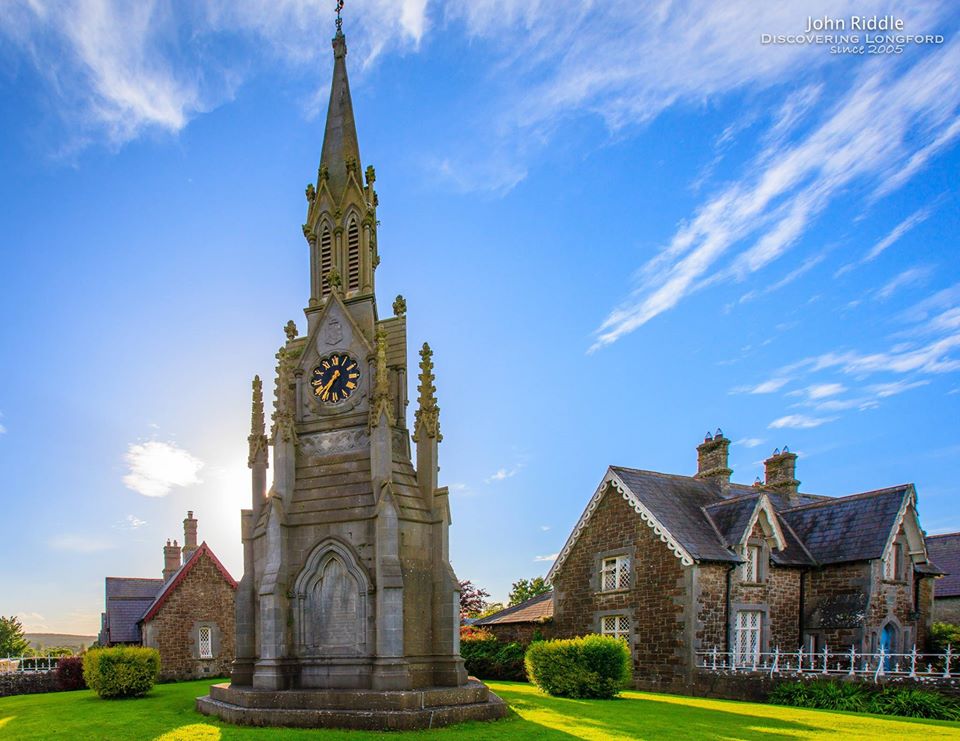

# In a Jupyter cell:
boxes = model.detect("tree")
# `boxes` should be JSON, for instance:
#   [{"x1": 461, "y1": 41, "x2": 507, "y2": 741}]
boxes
[
  {"x1": 458, "y1": 580, "x2": 490, "y2": 619},
  {"x1": 508, "y1": 576, "x2": 550, "y2": 606},
  {"x1": 476, "y1": 602, "x2": 506, "y2": 619},
  {"x1": 0, "y1": 616, "x2": 30, "y2": 657}
]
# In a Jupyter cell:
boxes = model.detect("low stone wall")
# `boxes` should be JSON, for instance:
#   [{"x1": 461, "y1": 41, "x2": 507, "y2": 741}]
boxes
[
  {"x1": 634, "y1": 670, "x2": 960, "y2": 702},
  {"x1": 0, "y1": 672, "x2": 60, "y2": 698}
]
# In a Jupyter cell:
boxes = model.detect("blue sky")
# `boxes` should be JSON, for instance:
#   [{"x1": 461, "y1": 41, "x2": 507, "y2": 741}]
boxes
[{"x1": 1, "y1": 1, "x2": 959, "y2": 634}]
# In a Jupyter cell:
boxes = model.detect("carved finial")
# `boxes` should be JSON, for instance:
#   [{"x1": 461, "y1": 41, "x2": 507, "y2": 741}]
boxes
[
  {"x1": 284, "y1": 320, "x2": 298, "y2": 341},
  {"x1": 369, "y1": 328, "x2": 394, "y2": 428},
  {"x1": 325, "y1": 266, "x2": 342, "y2": 296},
  {"x1": 335, "y1": 0, "x2": 344, "y2": 34},
  {"x1": 393, "y1": 295, "x2": 406, "y2": 317},
  {"x1": 248, "y1": 375, "x2": 268, "y2": 467},
  {"x1": 305, "y1": 183, "x2": 315, "y2": 202},
  {"x1": 414, "y1": 342, "x2": 441, "y2": 441},
  {"x1": 318, "y1": 164, "x2": 329, "y2": 182},
  {"x1": 345, "y1": 155, "x2": 358, "y2": 174},
  {"x1": 270, "y1": 347, "x2": 297, "y2": 444},
  {"x1": 365, "y1": 165, "x2": 376, "y2": 185}
]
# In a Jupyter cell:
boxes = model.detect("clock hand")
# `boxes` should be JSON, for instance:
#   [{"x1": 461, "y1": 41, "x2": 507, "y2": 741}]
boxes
[{"x1": 319, "y1": 370, "x2": 341, "y2": 399}]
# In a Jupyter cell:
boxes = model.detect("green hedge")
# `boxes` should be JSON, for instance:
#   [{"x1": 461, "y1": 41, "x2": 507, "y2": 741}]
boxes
[
  {"x1": 525, "y1": 635, "x2": 631, "y2": 699},
  {"x1": 82, "y1": 647, "x2": 160, "y2": 699},
  {"x1": 461, "y1": 637, "x2": 527, "y2": 681},
  {"x1": 770, "y1": 679, "x2": 960, "y2": 720}
]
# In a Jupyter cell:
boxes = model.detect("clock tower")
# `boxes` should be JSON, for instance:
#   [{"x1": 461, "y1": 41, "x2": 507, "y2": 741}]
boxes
[{"x1": 230, "y1": 25, "x2": 467, "y2": 694}]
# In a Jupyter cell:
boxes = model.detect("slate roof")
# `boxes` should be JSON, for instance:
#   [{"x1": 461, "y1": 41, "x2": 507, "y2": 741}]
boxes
[
  {"x1": 926, "y1": 532, "x2": 960, "y2": 598},
  {"x1": 550, "y1": 466, "x2": 918, "y2": 580},
  {"x1": 475, "y1": 591, "x2": 554, "y2": 626},
  {"x1": 779, "y1": 486, "x2": 909, "y2": 565},
  {"x1": 103, "y1": 577, "x2": 164, "y2": 643}
]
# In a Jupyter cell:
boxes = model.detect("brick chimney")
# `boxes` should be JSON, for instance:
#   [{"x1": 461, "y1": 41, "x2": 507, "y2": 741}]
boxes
[
  {"x1": 695, "y1": 428, "x2": 732, "y2": 485},
  {"x1": 764, "y1": 446, "x2": 800, "y2": 498},
  {"x1": 181, "y1": 511, "x2": 198, "y2": 562},
  {"x1": 163, "y1": 539, "x2": 181, "y2": 581}
]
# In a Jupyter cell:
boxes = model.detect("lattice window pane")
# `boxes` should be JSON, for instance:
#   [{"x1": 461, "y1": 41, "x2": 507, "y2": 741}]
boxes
[
  {"x1": 734, "y1": 610, "x2": 761, "y2": 666},
  {"x1": 601, "y1": 614, "x2": 630, "y2": 641},
  {"x1": 601, "y1": 556, "x2": 630, "y2": 592},
  {"x1": 199, "y1": 626, "x2": 213, "y2": 659},
  {"x1": 741, "y1": 545, "x2": 761, "y2": 582}
]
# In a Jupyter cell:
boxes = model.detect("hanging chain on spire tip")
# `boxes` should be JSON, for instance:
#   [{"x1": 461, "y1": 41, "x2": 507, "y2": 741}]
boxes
[{"x1": 335, "y1": 0, "x2": 344, "y2": 33}]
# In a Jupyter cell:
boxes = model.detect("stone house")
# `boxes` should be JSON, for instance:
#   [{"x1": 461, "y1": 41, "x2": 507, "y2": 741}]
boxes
[
  {"x1": 926, "y1": 532, "x2": 960, "y2": 624},
  {"x1": 98, "y1": 512, "x2": 237, "y2": 680},
  {"x1": 546, "y1": 431, "x2": 941, "y2": 691},
  {"x1": 474, "y1": 592, "x2": 556, "y2": 644}
]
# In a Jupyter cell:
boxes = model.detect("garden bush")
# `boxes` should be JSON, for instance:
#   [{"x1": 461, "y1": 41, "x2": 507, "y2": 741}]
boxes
[
  {"x1": 929, "y1": 622, "x2": 960, "y2": 653},
  {"x1": 460, "y1": 635, "x2": 528, "y2": 681},
  {"x1": 83, "y1": 647, "x2": 160, "y2": 699},
  {"x1": 770, "y1": 679, "x2": 960, "y2": 721},
  {"x1": 55, "y1": 656, "x2": 86, "y2": 691},
  {"x1": 869, "y1": 687, "x2": 960, "y2": 720},
  {"x1": 524, "y1": 635, "x2": 630, "y2": 699}
]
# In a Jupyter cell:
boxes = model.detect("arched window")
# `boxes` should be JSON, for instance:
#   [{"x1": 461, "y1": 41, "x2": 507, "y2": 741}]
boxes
[
  {"x1": 320, "y1": 225, "x2": 332, "y2": 296},
  {"x1": 347, "y1": 218, "x2": 360, "y2": 291}
]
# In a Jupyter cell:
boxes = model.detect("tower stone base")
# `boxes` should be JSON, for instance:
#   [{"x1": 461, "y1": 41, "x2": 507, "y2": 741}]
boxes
[{"x1": 196, "y1": 679, "x2": 508, "y2": 731}]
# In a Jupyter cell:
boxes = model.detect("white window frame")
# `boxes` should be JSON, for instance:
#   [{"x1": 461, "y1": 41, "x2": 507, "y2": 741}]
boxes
[
  {"x1": 600, "y1": 555, "x2": 630, "y2": 592},
  {"x1": 600, "y1": 614, "x2": 630, "y2": 642},
  {"x1": 741, "y1": 544, "x2": 762, "y2": 583},
  {"x1": 734, "y1": 610, "x2": 762, "y2": 667},
  {"x1": 198, "y1": 625, "x2": 213, "y2": 659}
]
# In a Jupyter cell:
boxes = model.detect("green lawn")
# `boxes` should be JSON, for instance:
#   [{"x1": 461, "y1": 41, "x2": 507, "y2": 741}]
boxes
[{"x1": 2, "y1": 680, "x2": 959, "y2": 740}]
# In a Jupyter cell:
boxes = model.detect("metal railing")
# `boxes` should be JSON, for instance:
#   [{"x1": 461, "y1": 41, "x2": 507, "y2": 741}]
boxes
[
  {"x1": 697, "y1": 645, "x2": 955, "y2": 681},
  {"x1": 0, "y1": 656, "x2": 63, "y2": 674}
]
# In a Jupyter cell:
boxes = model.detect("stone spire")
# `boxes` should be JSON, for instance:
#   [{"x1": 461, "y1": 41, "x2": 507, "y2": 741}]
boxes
[
  {"x1": 369, "y1": 328, "x2": 394, "y2": 429},
  {"x1": 248, "y1": 375, "x2": 268, "y2": 467},
  {"x1": 318, "y1": 27, "x2": 361, "y2": 203},
  {"x1": 414, "y1": 343, "x2": 441, "y2": 442}
]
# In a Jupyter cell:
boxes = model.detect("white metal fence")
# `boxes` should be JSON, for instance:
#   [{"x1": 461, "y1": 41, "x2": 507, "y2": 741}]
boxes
[
  {"x1": 697, "y1": 645, "x2": 955, "y2": 682},
  {"x1": 0, "y1": 657, "x2": 63, "y2": 674}
]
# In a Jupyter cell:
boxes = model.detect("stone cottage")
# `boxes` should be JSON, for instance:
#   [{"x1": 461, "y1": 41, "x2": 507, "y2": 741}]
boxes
[
  {"x1": 99, "y1": 511, "x2": 237, "y2": 680},
  {"x1": 546, "y1": 431, "x2": 940, "y2": 692},
  {"x1": 474, "y1": 592, "x2": 556, "y2": 644},
  {"x1": 926, "y1": 532, "x2": 960, "y2": 623}
]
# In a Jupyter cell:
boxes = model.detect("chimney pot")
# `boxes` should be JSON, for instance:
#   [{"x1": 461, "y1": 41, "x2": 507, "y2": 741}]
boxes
[
  {"x1": 764, "y1": 446, "x2": 800, "y2": 499},
  {"x1": 182, "y1": 510, "x2": 199, "y2": 561},
  {"x1": 695, "y1": 428, "x2": 732, "y2": 485}
]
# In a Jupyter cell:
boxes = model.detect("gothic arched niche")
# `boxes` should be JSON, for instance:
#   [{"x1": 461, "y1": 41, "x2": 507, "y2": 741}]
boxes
[{"x1": 293, "y1": 539, "x2": 369, "y2": 657}]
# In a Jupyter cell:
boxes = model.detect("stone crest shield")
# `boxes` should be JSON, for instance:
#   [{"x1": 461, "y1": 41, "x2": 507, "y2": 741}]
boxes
[{"x1": 324, "y1": 318, "x2": 343, "y2": 345}]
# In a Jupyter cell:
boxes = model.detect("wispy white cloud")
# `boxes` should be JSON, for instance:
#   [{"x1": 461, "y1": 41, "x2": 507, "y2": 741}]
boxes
[
  {"x1": 0, "y1": 0, "x2": 430, "y2": 150},
  {"x1": 867, "y1": 379, "x2": 930, "y2": 398},
  {"x1": 48, "y1": 534, "x2": 115, "y2": 553},
  {"x1": 486, "y1": 464, "x2": 522, "y2": 483},
  {"x1": 534, "y1": 553, "x2": 558, "y2": 563},
  {"x1": 736, "y1": 437, "x2": 765, "y2": 449},
  {"x1": 804, "y1": 383, "x2": 846, "y2": 400},
  {"x1": 732, "y1": 377, "x2": 791, "y2": 394},
  {"x1": 539, "y1": 525, "x2": 551, "y2": 531},
  {"x1": 875, "y1": 265, "x2": 934, "y2": 301},
  {"x1": 769, "y1": 414, "x2": 836, "y2": 430},
  {"x1": 864, "y1": 207, "x2": 933, "y2": 263},
  {"x1": 591, "y1": 31, "x2": 960, "y2": 349},
  {"x1": 119, "y1": 514, "x2": 147, "y2": 529},
  {"x1": 123, "y1": 440, "x2": 203, "y2": 498}
]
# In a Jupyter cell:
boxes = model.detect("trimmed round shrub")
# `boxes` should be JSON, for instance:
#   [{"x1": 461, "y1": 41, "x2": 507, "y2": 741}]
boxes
[
  {"x1": 83, "y1": 647, "x2": 160, "y2": 699},
  {"x1": 55, "y1": 655, "x2": 87, "y2": 691},
  {"x1": 869, "y1": 687, "x2": 960, "y2": 720},
  {"x1": 525, "y1": 635, "x2": 630, "y2": 699}
]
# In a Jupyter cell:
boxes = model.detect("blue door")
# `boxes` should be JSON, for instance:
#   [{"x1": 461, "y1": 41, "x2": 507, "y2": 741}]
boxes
[{"x1": 880, "y1": 624, "x2": 896, "y2": 669}]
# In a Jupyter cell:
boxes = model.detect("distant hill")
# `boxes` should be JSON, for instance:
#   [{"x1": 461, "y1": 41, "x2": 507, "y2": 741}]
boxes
[{"x1": 24, "y1": 633, "x2": 97, "y2": 653}]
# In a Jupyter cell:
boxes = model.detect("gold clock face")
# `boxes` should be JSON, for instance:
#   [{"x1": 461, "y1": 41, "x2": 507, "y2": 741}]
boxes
[{"x1": 310, "y1": 353, "x2": 360, "y2": 403}]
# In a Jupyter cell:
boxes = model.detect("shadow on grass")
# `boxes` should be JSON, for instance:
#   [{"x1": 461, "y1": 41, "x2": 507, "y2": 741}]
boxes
[{"x1": 493, "y1": 683, "x2": 823, "y2": 740}]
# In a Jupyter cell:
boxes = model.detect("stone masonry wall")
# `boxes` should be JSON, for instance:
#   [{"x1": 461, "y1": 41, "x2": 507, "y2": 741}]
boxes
[
  {"x1": 802, "y1": 561, "x2": 870, "y2": 650},
  {"x1": 552, "y1": 485, "x2": 690, "y2": 684},
  {"x1": 146, "y1": 554, "x2": 236, "y2": 681},
  {"x1": 934, "y1": 596, "x2": 960, "y2": 629},
  {"x1": 695, "y1": 564, "x2": 727, "y2": 652},
  {"x1": 485, "y1": 621, "x2": 556, "y2": 645}
]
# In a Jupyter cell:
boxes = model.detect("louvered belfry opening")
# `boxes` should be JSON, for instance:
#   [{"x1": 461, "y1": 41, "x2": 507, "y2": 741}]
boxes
[
  {"x1": 320, "y1": 225, "x2": 332, "y2": 296},
  {"x1": 347, "y1": 218, "x2": 360, "y2": 291}
]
